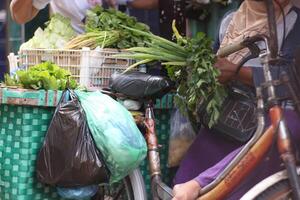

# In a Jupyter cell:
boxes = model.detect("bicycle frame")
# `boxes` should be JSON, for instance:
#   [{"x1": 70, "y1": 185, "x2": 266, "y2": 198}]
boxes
[
  {"x1": 144, "y1": 100, "x2": 174, "y2": 200},
  {"x1": 197, "y1": 37, "x2": 300, "y2": 199},
  {"x1": 141, "y1": 42, "x2": 300, "y2": 199},
  {"x1": 105, "y1": 42, "x2": 300, "y2": 200},
  {"x1": 105, "y1": 2, "x2": 300, "y2": 199}
]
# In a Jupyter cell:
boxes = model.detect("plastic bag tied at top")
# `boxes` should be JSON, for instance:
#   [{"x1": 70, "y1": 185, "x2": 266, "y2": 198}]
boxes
[
  {"x1": 36, "y1": 90, "x2": 110, "y2": 187},
  {"x1": 75, "y1": 90, "x2": 147, "y2": 183},
  {"x1": 168, "y1": 109, "x2": 196, "y2": 167}
]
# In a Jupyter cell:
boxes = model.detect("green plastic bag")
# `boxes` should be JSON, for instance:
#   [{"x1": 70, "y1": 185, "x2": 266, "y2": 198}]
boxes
[{"x1": 75, "y1": 91, "x2": 147, "y2": 183}]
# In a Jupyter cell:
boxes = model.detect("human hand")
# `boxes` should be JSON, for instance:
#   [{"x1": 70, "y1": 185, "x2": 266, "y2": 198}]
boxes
[
  {"x1": 214, "y1": 58, "x2": 239, "y2": 84},
  {"x1": 172, "y1": 180, "x2": 201, "y2": 200}
]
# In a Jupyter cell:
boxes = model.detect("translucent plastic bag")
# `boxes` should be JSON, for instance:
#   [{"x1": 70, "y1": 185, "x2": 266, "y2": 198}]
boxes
[
  {"x1": 75, "y1": 91, "x2": 147, "y2": 183},
  {"x1": 57, "y1": 185, "x2": 98, "y2": 200},
  {"x1": 168, "y1": 109, "x2": 196, "y2": 167}
]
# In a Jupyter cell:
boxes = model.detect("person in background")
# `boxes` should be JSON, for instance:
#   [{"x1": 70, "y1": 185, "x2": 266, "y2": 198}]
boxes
[
  {"x1": 172, "y1": 0, "x2": 300, "y2": 199},
  {"x1": 10, "y1": 0, "x2": 158, "y2": 33},
  {"x1": 292, "y1": 0, "x2": 300, "y2": 7},
  {"x1": 109, "y1": 0, "x2": 158, "y2": 9}
]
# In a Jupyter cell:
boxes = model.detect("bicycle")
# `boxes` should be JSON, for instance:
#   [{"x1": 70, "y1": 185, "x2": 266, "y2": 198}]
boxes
[{"x1": 93, "y1": 0, "x2": 300, "y2": 199}]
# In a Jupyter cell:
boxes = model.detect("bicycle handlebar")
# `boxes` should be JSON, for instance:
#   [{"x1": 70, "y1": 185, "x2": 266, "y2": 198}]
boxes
[
  {"x1": 217, "y1": 35, "x2": 268, "y2": 58},
  {"x1": 217, "y1": 40, "x2": 246, "y2": 58}
]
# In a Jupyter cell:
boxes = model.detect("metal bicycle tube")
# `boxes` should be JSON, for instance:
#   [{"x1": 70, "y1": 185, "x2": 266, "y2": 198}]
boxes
[
  {"x1": 264, "y1": 0, "x2": 278, "y2": 59},
  {"x1": 262, "y1": 26, "x2": 300, "y2": 197},
  {"x1": 274, "y1": 110, "x2": 300, "y2": 199},
  {"x1": 144, "y1": 101, "x2": 162, "y2": 200},
  {"x1": 198, "y1": 126, "x2": 275, "y2": 200},
  {"x1": 261, "y1": 54, "x2": 276, "y2": 101}
]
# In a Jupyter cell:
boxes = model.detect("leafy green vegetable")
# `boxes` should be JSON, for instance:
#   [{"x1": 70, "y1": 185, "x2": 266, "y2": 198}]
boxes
[
  {"x1": 4, "y1": 74, "x2": 19, "y2": 87},
  {"x1": 20, "y1": 14, "x2": 76, "y2": 49},
  {"x1": 116, "y1": 24, "x2": 227, "y2": 127},
  {"x1": 85, "y1": 6, "x2": 151, "y2": 49},
  {"x1": 178, "y1": 32, "x2": 227, "y2": 127},
  {"x1": 5, "y1": 62, "x2": 78, "y2": 90}
]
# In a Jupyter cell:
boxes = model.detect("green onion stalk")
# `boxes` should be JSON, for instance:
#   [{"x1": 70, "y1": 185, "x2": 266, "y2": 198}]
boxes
[
  {"x1": 115, "y1": 22, "x2": 227, "y2": 127},
  {"x1": 65, "y1": 31, "x2": 120, "y2": 49}
]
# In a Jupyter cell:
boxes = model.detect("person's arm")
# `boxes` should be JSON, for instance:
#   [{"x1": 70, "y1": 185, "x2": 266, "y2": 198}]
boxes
[
  {"x1": 214, "y1": 58, "x2": 253, "y2": 86},
  {"x1": 107, "y1": 0, "x2": 158, "y2": 9},
  {"x1": 172, "y1": 147, "x2": 242, "y2": 200},
  {"x1": 10, "y1": 0, "x2": 49, "y2": 24},
  {"x1": 128, "y1": 0, "x2": 158, "y2": 9}
]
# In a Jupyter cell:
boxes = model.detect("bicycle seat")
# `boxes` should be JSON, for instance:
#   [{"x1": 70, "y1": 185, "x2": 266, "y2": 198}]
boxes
[{"x1": 110, "y1": 71, "x2": 174, "y2": 99}]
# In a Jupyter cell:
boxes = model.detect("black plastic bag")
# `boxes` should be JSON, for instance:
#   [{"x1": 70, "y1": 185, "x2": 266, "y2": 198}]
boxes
[
  {"x1": 36, "y1": 90, "x2": 110, "y2": 187},
  {"x1": 110, "y1": 71, "x2": 174, "y2": 99},
  {"x1": 197, "y1": 84, "x2": 257, "y2": 143}
]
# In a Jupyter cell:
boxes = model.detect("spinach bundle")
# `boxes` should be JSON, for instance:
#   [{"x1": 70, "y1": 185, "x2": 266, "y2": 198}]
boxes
[
  {"x1": 117, "y1": 24, "x2": 227, "y2": 127},
  {"x1": 85, "y1": 6, "x2": 151, "y2": 49}
]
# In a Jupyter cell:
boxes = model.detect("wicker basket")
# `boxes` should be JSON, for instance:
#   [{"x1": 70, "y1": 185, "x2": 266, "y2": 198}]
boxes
[{"x1": 8, "y1": 48, "x2": 133, "y2": 89}]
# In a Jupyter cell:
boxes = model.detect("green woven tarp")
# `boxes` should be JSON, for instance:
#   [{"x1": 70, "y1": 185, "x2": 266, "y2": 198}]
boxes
[
  {"x1": 0, "y1": 105, "x2": 65, "y2": 200},
  {"x1": 0, "y1": 88, "x2": 174, "y2": 200}
]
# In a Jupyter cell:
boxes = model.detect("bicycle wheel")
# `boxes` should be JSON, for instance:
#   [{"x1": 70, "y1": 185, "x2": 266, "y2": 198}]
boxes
[
  {"x1": 254, "y1": 179, "x2": 293, "y2": 200},
  {"x1": 93, "y1": 168, "x2": 147, "y2": 200},
  {"x1": 241, "y1": 168, "x2": 300, "y2": 200}
]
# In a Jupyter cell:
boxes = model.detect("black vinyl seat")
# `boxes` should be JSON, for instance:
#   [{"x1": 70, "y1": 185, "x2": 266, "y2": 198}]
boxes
[{"x1": 109, "y1": 71, "x2": 174, "y2": 100}]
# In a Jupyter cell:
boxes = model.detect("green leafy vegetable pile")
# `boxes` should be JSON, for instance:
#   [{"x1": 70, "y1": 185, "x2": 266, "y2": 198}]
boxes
[
  {"x1": 84, "y1": 6, "x2": 151, "y2": 49},
  {"x1": 117, "y1": 23, "x2": 227, "y2": 127},
  {"x1": 20, "y1": 14, "x2": 76, "y2": 49},
  {"x1": 5, "y1": 62, "x2": 78, "y2": 90}
]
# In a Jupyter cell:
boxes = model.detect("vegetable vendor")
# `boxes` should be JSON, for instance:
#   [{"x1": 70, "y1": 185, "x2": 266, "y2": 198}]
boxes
[
  {"x1": 172, "y1": 0, "x2": 300, "y2": 199},
  {"x1": 10, "y1": 0, "x2": 158, "y2": 33}
]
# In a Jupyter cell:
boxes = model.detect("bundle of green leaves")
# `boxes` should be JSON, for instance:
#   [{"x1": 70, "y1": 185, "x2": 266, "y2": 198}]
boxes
[
  {"x1": 174, "y1": 33, "x2": 227, "y2": 127},
  {"x1": 5, "y1": 62, "x2": 78, "y2": 90},
  {"x1": 85, "y1": 6, "x2": 151, "y2": 49},
  {"x1": 116, "y1": 24, "x2": 227, "y2": 127}
]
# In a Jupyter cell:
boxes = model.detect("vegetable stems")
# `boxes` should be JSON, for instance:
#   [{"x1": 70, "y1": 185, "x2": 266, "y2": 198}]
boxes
[{"x1": 65, "y1": 31, "x2": 120, "y2": 49}]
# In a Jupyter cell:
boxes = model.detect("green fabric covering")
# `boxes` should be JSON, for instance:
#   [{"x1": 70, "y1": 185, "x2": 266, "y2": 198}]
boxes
[
  {"x1": 0, "y1": 91, "x2": 174, "y2": 199},
  {"x1": 0, "y1": 105, "x2": 65, "y2": 200}
]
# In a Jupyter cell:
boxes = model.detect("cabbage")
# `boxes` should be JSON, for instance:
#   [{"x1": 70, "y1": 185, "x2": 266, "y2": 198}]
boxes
[{"x1": 20, "y1": 14, "x2": 76, "y2": 50}]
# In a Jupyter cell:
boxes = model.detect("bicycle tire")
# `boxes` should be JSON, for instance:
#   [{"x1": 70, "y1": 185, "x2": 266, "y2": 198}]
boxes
[
  {"x1": 241, "y1": 168, "x2": 300, "y2": 200},
  {"x1": 129, "y1": 168, "x2": 148, "y2": 200},
  {"x1": 93, "y1": 168, "x2": 147, "y2": 200},
  {"x1": 254, "y1": 178, "x2": 294, "y2": 200}
]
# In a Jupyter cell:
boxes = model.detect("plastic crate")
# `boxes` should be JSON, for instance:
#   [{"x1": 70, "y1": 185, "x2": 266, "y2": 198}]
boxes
[{"x1": 8, "y1": 48, "x2": 133, "y2": 89}]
